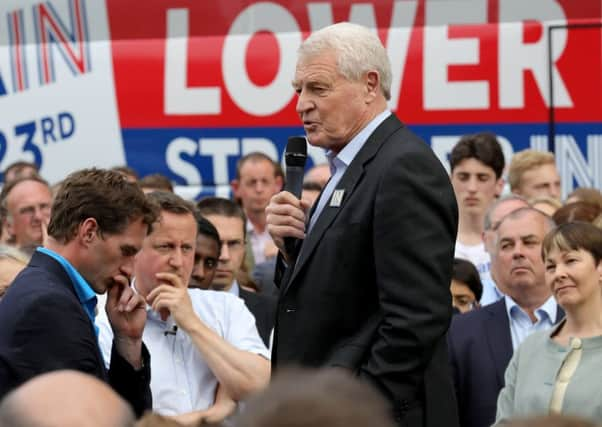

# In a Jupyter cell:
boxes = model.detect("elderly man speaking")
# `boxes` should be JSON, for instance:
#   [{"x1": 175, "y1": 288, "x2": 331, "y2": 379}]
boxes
[{"x1": 266, "y1": 22, "x2": 459, "y2": 427}]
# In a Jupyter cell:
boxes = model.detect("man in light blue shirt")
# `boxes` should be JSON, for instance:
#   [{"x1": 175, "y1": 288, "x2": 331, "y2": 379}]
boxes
[
  {"x1": 448, "y1": 207, "x2": 562, "y2": 427},
  {"x1": 479, "y1": 195, "x2": 530, "y2": 306}
]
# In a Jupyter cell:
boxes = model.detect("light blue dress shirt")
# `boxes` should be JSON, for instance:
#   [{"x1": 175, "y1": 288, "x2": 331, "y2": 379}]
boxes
[
  {"x1": 307, "y1": 110, "x2": 391, "y2": 233},
  {"x1": 505, "y1": 295, "x2": 558, "y2": 351},
  {"x1": 480, "y1": 271, "x2": 505, "y2": 306}
]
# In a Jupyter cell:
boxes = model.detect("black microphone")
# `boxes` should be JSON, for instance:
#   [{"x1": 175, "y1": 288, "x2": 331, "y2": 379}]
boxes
[{"x1": 283, "y1": 136, "x2": 308, "y2": 256}]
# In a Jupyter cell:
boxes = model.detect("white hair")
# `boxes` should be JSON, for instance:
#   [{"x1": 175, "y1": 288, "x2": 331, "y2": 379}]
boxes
[{"x1": 298, "y1": 22, "x2": 392, "y2": 100}]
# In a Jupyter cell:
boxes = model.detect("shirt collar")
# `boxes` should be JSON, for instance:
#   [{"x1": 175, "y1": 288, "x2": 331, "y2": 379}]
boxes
[
  {"x1": 505, "y1": 294, "x2": 558, "y2": 323},
  {"x1": 37, "y1": 247, "x2": 98, "y2": 324},
  {"x1": 325, "y1": 110, "x2": 391, "y2": 170},
  {"x1": 229, "y1": 280, "x2": 240, "y2": 296}
]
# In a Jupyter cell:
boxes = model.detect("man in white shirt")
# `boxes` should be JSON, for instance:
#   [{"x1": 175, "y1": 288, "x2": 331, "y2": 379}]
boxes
[
  {"x1": 98, "y1": 191, "x2": 270, "y2": 422},
  {"x1": 450, "y1": 133, "x2": 505, "y2": 305}
]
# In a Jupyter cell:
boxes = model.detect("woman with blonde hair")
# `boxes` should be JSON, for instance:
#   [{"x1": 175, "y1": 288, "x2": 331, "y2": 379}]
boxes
[{"x1": 495, "y1": 222, "x2": 602, "y2": 424}]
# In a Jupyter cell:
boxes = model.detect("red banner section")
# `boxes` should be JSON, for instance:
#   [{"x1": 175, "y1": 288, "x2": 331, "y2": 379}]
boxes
[{"x1": 107, "y1": 0, "x2": 602, "y2": 128}]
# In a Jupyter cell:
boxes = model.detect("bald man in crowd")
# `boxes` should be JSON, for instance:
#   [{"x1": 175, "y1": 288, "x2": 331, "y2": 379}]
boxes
[{"x1": 0, "y1": 370, "x2": 135, "y2": 427}]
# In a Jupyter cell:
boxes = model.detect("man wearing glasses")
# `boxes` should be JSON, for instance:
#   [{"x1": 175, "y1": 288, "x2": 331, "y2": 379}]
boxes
[
  {"x1": 0, "y1": 175, "x2": 52, "y2": 253},
  {"x1": 197, "y1": 197, "x2": 277, "y2": 348}
]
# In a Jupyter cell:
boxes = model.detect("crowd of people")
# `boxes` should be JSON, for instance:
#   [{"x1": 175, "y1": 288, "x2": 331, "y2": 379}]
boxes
[{"x1": 0, "y1": 21, "x2": 599, "y2": 427}]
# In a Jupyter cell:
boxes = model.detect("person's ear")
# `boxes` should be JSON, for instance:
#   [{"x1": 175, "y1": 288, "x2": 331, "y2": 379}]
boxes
[
  {"x1": 494, "y1": 177, "x2": 505, "y2": 198},
  {"x1": 231, "y1": 179, "x2": 240, "y2": 198},
  {"x1": 364, "y1": 70, "x2": 380, "y2": 103},
  {"x1": 78, "y1": 218, "x2": 99, "y2": 246}
]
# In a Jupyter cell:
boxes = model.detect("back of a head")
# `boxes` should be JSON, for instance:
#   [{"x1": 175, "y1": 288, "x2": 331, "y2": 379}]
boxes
[
  {"x1": 566, "y1": 187, "x2": 602, "y2": 209},
  {"x1": 139, "y1": 174, "x2": 174, "y2": 193},
  {"x1": 235, "y1": 368, "x2": 396, "y2": 427},
  {"x1": 552, "y1": 202, "x2": 601, "y2": 226},
  {"x1": 0, "y1": 370, "x2": 135, "y2": 427},
  {"x1": 299, "y1": 22, "x2": 392, "y2": 101},
  {"x1": 47, "y1": 168, "x2": 158, "y2": 243},
  {"x1": 110, "y1": 165, "x2": 139, "y2": 182}
]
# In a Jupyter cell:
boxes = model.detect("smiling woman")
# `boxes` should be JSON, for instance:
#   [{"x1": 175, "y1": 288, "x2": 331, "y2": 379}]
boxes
[{"x1": 494, "y1": 222, "x2": 602, "y2": 425}]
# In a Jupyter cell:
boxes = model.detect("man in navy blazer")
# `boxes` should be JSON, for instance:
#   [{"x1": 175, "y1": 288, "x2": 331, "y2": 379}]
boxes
[
  {"x1": 0, "y1": 169, "x2": 158, "y2": 416},
  {"x1": 448, "y1": 207, "x2": 562, "y2": 427},
  {"x1": 266, "y1": 23, "x2": 458, "y2": 427}
]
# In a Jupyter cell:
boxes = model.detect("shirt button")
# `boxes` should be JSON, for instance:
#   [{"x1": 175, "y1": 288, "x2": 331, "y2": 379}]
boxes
[{"x1": 571, "y1": 337, "x2": 582, "y2": 349}]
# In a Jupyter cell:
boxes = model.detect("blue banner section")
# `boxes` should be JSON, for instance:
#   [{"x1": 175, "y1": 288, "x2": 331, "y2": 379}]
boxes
[{"x1": 122, "y1": 122, "x2": 602, "y2": 199}]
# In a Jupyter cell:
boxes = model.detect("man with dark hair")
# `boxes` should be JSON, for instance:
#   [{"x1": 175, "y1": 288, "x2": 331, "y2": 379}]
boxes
[
  {"x1": 0, "y1": 175, "x2": 52, "y2": 252},
  {"x1": 189, "y1": 215, "x2": 220, "y2": 290},
  {"x1": 197, "y1": 197, "x2": 277, "y2": 346},
  {"x1": 231, "y1": 152, "x2": 282, "y2": 269},
  {"x1": 0, "y1": 370, "x2": 135, "y2": 427},
  {"x1": 2, "y1": 161, "x2": 39, "y2": 184},
  {"x1": 99, "y1": 191, "x2": 269, "y2": 421},
  {"x1": 0, "y1": 168, "x2": 157, "y2": 416},
  {"x1": 450, "y1": 132, "x2": 505, "y2": 305}
]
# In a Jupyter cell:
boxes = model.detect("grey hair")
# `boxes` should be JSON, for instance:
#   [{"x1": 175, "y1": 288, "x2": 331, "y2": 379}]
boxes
[
  {"x1": 483, "y1": 194, "x2": 529, "y2": 230},
  {"x1": 298, "y1": 22, "x2": 392, "y2": 100},
  {"x1": 497, "y1": 207, "x2": 555, "y2": 234}
]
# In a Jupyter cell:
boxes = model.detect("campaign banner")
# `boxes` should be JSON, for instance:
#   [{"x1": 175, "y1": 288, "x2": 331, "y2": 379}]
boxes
[
  {"x1": 0, "y1": 0, "x2": 124, "y2": 183},
  {"x1": 106, "y1": 0, "x2": 602, "y2": 198}
]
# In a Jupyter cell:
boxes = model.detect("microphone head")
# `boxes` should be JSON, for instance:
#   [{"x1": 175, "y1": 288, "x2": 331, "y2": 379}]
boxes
[{"x1": 285, "y1": 136, "x2": 308, "y2": 167}]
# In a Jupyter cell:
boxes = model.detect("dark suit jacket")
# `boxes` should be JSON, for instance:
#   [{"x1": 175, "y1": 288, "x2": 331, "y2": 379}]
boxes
[
  {"x1": 239, "y1": 288, "x2": 276, "y2": 347},
  {"x1": 447, "y1": 299, "x2": 564, "y2": 427},
  {"x1": 0, "y1": 251, "x2": 152, "y2": 416},
  {"x1": 273, "y1": 114, "x2": 459, "y2": 427},
  {"x1": 251, "y1": 259, "x2": 279, "y2": 297}
]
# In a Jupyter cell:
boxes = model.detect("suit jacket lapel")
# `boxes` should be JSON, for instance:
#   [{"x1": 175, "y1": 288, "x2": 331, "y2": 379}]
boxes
[
  {"x1": 484, "y1": 300, "x2": 513, "y2": 386},
  {"x1": 282, "y1": 115, "x2": 403, "y2": 296},
  {"x1": 555, "y1": 306, "x2": 565, "y2": 323}
]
